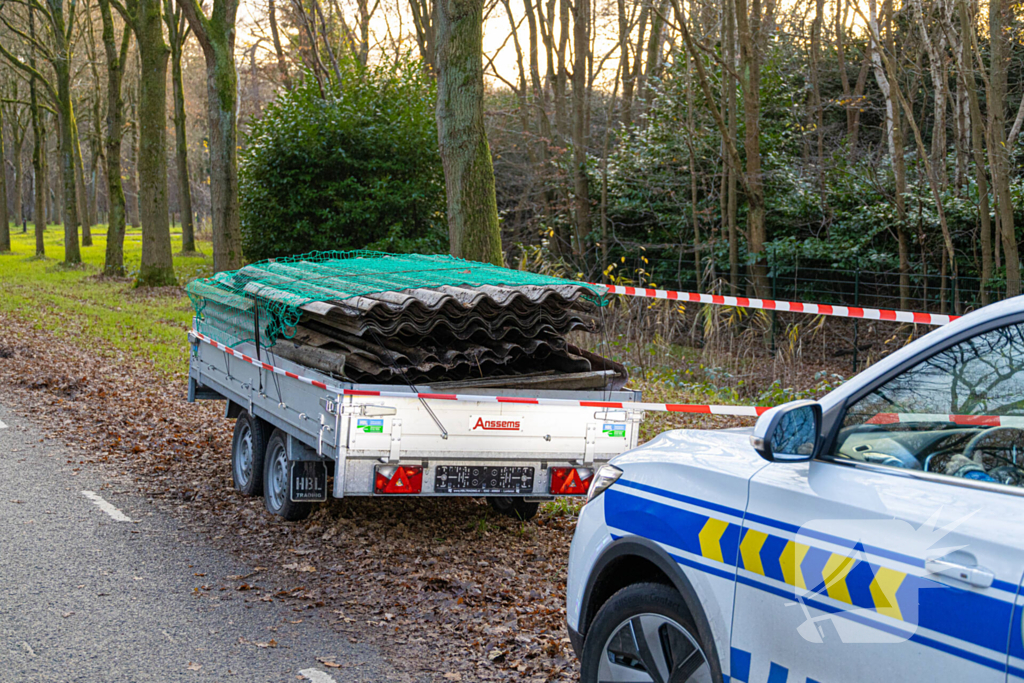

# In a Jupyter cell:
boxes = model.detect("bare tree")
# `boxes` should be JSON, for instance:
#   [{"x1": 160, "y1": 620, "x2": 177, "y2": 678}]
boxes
[
  {"x1": 163, "y1": 0, "x2": 195, "y2": 253},
  {"x1": 99, "y1": 0, "x2": 131, "y2": 275},
  {"x1": 0, "y1": 0, "x2": 84, "y2": 264}
]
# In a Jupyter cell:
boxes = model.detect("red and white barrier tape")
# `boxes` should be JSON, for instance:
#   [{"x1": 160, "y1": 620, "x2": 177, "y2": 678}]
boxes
[
  {"x1": 596, "y1": 284, "x2": 959, "y2": 326},
  {"x1": 866, "y1": 413, "x2": 1024, "y2": 428},
  {"x1": 190, "y1": 331, "x2": 769, "y2": 417}
]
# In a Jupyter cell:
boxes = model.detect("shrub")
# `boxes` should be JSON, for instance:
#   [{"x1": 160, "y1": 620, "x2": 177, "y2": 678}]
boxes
[{"x1": 239, "y1": 55, "x2": 447, "y2": 261}]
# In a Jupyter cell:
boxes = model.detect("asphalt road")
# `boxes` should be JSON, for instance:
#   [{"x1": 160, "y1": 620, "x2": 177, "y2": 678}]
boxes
[{"x1": 0, "y1": 400, "x2": 391, "y2": 683}]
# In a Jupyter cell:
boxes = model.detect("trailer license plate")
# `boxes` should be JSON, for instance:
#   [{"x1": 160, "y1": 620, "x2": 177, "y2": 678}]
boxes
[
  {"x1": 290, "y1": 461, "x2": 328, "y2": 502},
  {"x1": 434, "y1": 466, "x2": 535, "y2": 494}
]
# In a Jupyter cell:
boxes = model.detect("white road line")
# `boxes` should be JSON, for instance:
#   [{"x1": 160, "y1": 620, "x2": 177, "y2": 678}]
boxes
[
  {"x1": 298, "y1": 669, "x2": 338, "y2": 683},
  {"x1": 0, "y1": 419, "x2": 7, "y2": 429},
  {"x1": 81, "y1": 491, "x2": 133, "y2": 522}
]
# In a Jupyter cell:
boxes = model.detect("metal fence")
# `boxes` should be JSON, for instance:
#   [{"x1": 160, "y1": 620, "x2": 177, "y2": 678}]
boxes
[{"x1": 610, "y1": 250, "x2": 1005, "y2": 373}]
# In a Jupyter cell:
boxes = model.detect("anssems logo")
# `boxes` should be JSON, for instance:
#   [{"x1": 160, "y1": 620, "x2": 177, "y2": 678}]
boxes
[{"x1": 470, "y1": 416, "x2": 523, "y2": 432}]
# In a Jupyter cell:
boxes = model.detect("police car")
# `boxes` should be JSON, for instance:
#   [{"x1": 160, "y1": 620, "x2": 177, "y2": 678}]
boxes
[{"x1": 566, "y1": 296, "x2": 1024, "y2": 682}]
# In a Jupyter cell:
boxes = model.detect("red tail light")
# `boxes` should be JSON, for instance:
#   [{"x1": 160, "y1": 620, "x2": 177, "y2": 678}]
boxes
[
  {"x1": 374, "y1": 465, "x2": 423, "y2": 494},
  {"x1": 549, "y1": 467, "x2": 593, "y2": 495}
]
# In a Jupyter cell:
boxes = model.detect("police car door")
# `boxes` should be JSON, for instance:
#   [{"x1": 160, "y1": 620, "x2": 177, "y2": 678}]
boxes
[{"x1": 730, "y1": 320, "x2": 1024, "y2": 683}]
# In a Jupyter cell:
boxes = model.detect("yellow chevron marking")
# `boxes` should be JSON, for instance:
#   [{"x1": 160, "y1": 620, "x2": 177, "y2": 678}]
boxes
[
  {"x1": 698, "y1": 518, "x2": 730, "y2": 563},
  {"x1": 739, "y1": 529, "x2": 769, "y2": 575},
  {"x1": 779, "y1": 540, "x2": 810, "y2": 590},
  {"x1": 822, "y1": 553, "x2": 857, "y2": 605},
  {"x1": 869, "y1": 567, "x2": 906, "y2": 621}
]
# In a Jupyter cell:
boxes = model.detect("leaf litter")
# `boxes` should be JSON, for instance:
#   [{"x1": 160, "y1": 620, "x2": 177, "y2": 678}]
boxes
[{"x1": 0, "y1": 313, "x2": 587, "y2": 681}]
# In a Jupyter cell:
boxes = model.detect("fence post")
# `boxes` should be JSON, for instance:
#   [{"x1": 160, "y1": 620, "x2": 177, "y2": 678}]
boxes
[{"x1": 853, "y1": 270, "x2": 860, "y2": 375}]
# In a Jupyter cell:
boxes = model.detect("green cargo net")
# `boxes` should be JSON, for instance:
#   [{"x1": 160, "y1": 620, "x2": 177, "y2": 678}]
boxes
[{"x1": 187, "y1": 250, "x2": 605, "y2": 349}]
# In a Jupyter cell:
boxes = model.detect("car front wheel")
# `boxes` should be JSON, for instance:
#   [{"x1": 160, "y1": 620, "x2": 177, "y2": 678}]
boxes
[{"x1": 581, "y1": 582, "x2": 715, "y2": 683}]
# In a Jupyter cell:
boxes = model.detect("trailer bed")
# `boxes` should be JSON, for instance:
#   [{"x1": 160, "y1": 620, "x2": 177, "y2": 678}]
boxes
[{"x1": 188, "y1": 331, "x2": 643, "y2": 507}]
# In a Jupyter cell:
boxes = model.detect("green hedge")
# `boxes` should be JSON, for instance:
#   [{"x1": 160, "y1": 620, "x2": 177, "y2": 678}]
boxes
[{"x1": 239, "y1": 56, "x2": 447, "y2": 261}]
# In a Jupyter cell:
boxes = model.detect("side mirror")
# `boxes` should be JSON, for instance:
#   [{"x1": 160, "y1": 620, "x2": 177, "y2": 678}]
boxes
[{"x1": 750, "y1": 400, "x2": 822, "y2": 463}]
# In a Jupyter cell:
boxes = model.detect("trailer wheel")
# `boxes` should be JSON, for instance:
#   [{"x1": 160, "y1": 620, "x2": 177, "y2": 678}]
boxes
[
  {"x1": 488, "y1": 497, "x2": 540, "y2": 521},
  {"x1": 231, "y1": 412, "x2": 268, "y2": 497},
  {"x1": 263, "y1": 430, "x2": 313, "y2": 521}
]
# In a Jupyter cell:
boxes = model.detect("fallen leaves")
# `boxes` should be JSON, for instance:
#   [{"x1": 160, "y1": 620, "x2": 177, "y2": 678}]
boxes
[
  {"x1": 0, "y1": 313, "x2": 587, "y2": 682},
  {"x1": 239, "y1": 637, "x2": 278, "y2": 648}
]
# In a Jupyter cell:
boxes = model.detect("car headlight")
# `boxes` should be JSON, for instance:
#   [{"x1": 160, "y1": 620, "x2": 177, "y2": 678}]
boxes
[{"x1": 585, "y1": 464, "x2": 623, "y2": 504}]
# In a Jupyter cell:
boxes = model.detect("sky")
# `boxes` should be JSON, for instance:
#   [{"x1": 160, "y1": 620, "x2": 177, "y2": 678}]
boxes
[{"x1": 234, "y1": 0, "x2": 627, "y2": 89}]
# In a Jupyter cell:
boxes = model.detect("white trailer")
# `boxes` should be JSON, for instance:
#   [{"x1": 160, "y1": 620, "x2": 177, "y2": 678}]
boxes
[{"x1": 187, "y1": 329, "x2": 644, "y2": 520}]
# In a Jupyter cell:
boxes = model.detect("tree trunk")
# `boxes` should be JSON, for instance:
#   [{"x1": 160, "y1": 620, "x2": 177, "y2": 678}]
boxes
[
  {"x1": 0, "y1": 103, "x2": 9, "y2": 253},
  {"x1": 166, "y1": 0, "x2": 196, "y2": 253},
  {"x1": 29, "y1": 21, "x2": 46, "y2": 259},
  {"x1": 616, "y1": 0, "x2": 632, "y2": 129},
  {"x1": 72, "y1": 115, "x2": 93, "y2": 246},
  {"x1": 127, "y1": 114, "x2": 140, "y2": 228},
  {"x1": 86, "y1": 4, "x2": 105, "y2": 232},
  {"x1": 13, "y1": 126, "x2": 24, "y2": 232},
  {"x1": 810, "y1": 0, "x2": 824, "y2": 190},
  {"x1": 736, "y1": 0, "x2": 767, "y2": 295},
  {"x1": 988, "y1": 0, "x2": 1020, "y2": 296},
  {"x1": 954, "y1": 2, "x2": 991, "y2": 303},
  {"x1": 724, "y1": 0, "x2": 738, "y2": 293},
  {"x1": 268, "y1": 0, "x2": 294, "y2": 86},
  {"x1": 912, "y1": 0, "x2": 948, "y2": 189},
  {"x1": 178, "y1": 0, "x2": 244, "y2": 273},
  {"x1": 135, "y1": 0, "x2": 176, "y2": 286},
  {"x1": 869, "y1": 0, "x2": 909, "y2": 308},
  {"x1": 554, "y1": 0, "x2": 569, "y2": 139},
  {"x1": 685, "y1": 52, "x2": 700, "y2": 286},
  {"x1": 638, "y1": 0, "x2": 669, "y2": 110},
  {"x1": 100, "y1": 0, "x2": 130, "y2": 276},
  {"x1": 435, "y1": 0, "x2": 502, "y2": 265},
  {"x1": 570, "y1": 0, "x2": 590, "y2": 254},
  {"x1": 54, "y1": 63, "x2": 82, "y2": 265}
]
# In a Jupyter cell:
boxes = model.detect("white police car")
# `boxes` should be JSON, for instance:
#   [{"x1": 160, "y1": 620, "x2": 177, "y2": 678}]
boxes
[{"x1": 566, "y1": 296, "x2": 1024, "y2": 682}]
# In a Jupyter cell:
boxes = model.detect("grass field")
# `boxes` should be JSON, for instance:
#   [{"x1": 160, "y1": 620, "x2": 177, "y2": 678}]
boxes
[{"x1": 0, "y1": 224, "x2": 213, "y2": 377}]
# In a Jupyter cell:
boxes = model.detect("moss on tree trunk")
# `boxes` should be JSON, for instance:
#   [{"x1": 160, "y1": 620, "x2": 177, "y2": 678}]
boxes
[
  {"x1": 134, "y1": 0, "x2": 176, "y2": 286},
  {"x1": 0, "y1": 103, "x2": 9, "y2": 253},
  {"x1": 55, "y1": 62, "x2": 82, "y2": 265},
  {"x1": 170, "y1": 31, "x2": 196, "y2": 254},
  {"x1": 100, "y1": 0, "x2": 130, "y2": 276},
  {"x1": 435, "y1": 0, "x2": 502, "y2": 266},
  {"x1": 177, "y1": 0, "x2": 243, "y2": 272}
]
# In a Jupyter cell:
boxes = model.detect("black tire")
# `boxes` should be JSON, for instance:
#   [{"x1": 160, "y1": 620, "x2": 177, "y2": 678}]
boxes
[
  {"x1": 262, "y1": 430, "x2": 313, "y2": 521},
  {"x1": 231, "y1": 412, "x2": 269, "y2": 497},
  {"x1": 488, "y1": 497, "x2": 540, "y2": 520},
  {"x1": 580, "y1": 582, "x2": 717, "y2": 683}
]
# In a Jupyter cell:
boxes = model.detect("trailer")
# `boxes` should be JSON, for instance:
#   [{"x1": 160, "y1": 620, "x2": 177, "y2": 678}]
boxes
[{"x1": 187, "y1": 330, "x2": 644, "y2": 521}]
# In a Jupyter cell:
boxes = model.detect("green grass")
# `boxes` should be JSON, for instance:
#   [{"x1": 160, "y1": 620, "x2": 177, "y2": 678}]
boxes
[{"x1": 0, "y1": 224, "x2": 214, "y2": 377}]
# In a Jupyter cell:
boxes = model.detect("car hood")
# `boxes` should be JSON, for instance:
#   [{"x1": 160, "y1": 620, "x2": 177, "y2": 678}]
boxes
[{"x1": 613, "y1": 428, "x2": 764, "y2": 473}]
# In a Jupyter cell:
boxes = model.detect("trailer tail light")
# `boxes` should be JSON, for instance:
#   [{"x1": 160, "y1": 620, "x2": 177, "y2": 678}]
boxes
[
  {"x1": 549, "y1": 467, "x2": 593, "y2": 495},
  {"x1": 374, "y1": 465, "x2": 423, "y2": 494}
]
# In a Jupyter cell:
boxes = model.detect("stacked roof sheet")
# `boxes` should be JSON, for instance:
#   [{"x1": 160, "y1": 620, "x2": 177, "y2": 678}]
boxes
[{"x1": 189, "y1": 253, "x2": 626, "y2": 390}]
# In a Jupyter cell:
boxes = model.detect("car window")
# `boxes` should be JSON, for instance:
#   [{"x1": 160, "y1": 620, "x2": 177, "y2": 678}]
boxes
[{"x1": 829, "y1": 322, "x2": 1024, "y2": 487}]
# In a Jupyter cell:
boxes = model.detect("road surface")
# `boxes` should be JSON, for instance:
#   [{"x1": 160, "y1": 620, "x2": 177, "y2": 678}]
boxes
[{"x1": 0, "y1": 399, "x2": 392, "y2": 683}]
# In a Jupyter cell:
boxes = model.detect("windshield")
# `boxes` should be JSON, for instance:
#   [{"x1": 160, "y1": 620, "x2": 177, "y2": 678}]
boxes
[{"x1": 831, "y1": 322, "x2": 1024, "y2": 487}]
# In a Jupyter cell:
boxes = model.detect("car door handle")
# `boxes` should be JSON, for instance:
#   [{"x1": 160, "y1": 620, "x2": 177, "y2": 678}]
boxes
[{"x1": 925, "y1": 557, "x2": 995, "y2": 588}]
